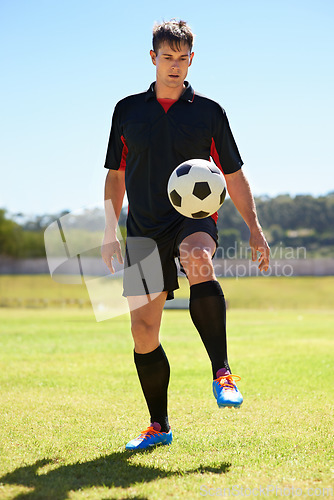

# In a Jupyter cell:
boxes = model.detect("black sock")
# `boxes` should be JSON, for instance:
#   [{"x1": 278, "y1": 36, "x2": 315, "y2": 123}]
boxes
[
  {"x1": 189, "y1": 280, "x2": 231, "y2": 379},
  {"x1": 134, "y1": 344, "x2": 170, "y2": 432}
]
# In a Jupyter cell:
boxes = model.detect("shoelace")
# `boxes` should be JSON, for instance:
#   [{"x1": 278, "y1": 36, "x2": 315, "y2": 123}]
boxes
[
  {"x1": 139, "y1": 426, "x2": 162, "y2": 440},
  {"x1": 216, "y1": 374, "x2": 241, "y2": 391}
]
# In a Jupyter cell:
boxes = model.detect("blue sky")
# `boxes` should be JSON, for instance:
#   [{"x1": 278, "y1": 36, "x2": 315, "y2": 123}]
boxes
[{"x1": 1, "y1": 0, "x2": 333, "y2": 216}]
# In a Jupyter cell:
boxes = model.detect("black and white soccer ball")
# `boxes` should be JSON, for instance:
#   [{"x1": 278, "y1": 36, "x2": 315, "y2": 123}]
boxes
[{"x1": 167, "y1": 159, "x2": 226, "y2": 219}]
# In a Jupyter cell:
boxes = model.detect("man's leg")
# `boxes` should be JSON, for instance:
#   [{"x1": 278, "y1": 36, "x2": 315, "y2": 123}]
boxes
[
  {"x1": 127, "y1": 292, "x2": 171, "y2": 437},
  {"x1": 179, "y1": 231, "x2": 243, "y2": 408},
  {"x1": 179, "y1": 232, "x2": 230, "y2": 378}
]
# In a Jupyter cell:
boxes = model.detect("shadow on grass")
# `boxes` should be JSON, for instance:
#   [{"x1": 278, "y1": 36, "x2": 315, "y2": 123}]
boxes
[{"x1": 0, "y1": 450, "x2": 231, "y2": 499}]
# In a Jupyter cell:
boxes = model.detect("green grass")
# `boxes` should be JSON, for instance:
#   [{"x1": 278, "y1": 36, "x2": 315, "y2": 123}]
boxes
[
  {"x1": 0, "y1": 293, "x2": 333, "y2": 499},
  {"x1": 1, "y1": 275, "x2": 334, "y2": 310},
  {"x1": 0, "y1": 275, "x2": 91, "y2": 306},
  {"x1": 177, "y1": 275, "x2": 334, "y2": 310}
]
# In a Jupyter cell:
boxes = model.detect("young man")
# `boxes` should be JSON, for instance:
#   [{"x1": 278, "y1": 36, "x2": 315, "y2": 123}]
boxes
[{"x1": 102, "y1": 20, "x2": 269, "y2": 450}]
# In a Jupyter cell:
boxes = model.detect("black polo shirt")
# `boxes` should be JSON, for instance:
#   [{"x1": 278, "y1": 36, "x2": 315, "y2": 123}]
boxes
[{"x1": 104, "y1": 81, "x2": 243, "y2": 239}]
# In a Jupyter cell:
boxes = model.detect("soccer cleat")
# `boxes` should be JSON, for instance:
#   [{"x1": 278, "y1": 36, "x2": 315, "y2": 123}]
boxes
[
  {"x1": 125, "y1": 422, "x2": 173, "y2": 450},
  {"x1": 212, "y1": 374, "x2": 243, "y2": 409}
]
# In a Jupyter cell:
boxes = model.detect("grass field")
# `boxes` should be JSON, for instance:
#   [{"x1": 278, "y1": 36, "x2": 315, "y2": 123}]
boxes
[
  {"x1": 1, "y1": 275, "x2": 334, "y2": 310},
  {"x1": 0, "y1": 276, "x2": 333, "y2": 499}
]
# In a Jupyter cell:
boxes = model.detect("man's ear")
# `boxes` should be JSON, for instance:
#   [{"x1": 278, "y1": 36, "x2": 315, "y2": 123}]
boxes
[
  {"x1": 189, "y1": 52, "x2": 194, "y2": 67},
  {"x1": 150, "y1": 50, "x2": 156, "y2": 66}
]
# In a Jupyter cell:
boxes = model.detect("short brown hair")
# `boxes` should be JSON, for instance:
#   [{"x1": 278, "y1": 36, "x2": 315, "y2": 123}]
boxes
[{"x1": 152, "y1": 19, "x2": 194, "y2": 54}]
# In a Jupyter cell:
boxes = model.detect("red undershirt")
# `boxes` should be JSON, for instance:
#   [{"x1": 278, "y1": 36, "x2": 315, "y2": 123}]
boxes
[{"x1": 157, "y1": 98, "x2": 177, "y2": 113}]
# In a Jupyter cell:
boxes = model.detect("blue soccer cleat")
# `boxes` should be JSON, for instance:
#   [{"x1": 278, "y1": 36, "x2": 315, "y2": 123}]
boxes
[
  {"x1": 125, "y1": 422, "x2": 173, "y2": 450},
  {"x1": 213, "y1": 374, "x2": 243, "y2": 409}
]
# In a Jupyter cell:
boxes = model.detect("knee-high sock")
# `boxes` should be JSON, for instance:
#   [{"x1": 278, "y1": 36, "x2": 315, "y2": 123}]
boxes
[
  {"x1": 134, "y1": 344, "x2": 170, "y2": 432},
  {"x1": 189, "y1": 280, "x2": 231, "y2": 379}
]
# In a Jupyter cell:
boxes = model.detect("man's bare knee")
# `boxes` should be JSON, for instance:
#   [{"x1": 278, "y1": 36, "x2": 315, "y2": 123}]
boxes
[
  {"x1": 131, "y1": 315, "x2": 156, "y2": 337},
  {"x1": 180, "y1": 245, "x2": 215, "y2": 284},
  {"x1": 128, "y1": 292, "x2": 167, "y2": 353},
  {"x1": 131, "y1": 317, "x2": 160, "y2": 353}
]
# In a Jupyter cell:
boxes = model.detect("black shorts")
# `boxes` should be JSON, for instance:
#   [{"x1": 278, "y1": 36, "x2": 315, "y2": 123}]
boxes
[{"x1": 123, "y1": 217, "x2": 218, "y2": 300}]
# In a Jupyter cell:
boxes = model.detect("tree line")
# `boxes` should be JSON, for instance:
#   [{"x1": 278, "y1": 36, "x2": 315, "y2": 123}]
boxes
[
  {"x1": 216, "y1": 193, "x2": 334, "y2": 257},
  {"x1": 1, "y1": 193, "x2": 333, "y2": 258}
]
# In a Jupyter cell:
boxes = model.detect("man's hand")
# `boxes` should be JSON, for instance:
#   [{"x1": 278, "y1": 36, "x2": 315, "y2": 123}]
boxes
[
  {"x1": 101, "y1": 231, "x2": 124, "y2": 274},
  {"x1": 249, "y1": 227, "x2": 270, "y2": 272},
  {"x1": 225, "y1": 170, "x2": 270, "y2": 272}
]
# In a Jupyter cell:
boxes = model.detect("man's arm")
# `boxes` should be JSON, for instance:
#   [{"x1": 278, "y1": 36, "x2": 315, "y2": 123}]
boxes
[
  {"x1": 101, "y1": 169, "x2": 126, "y2": 274},
  {"x1": 225, "y1": 169, "x2": 270, "y2": 272}
]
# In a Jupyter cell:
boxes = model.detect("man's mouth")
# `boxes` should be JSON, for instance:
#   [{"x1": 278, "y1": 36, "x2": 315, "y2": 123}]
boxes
[{"x1": 169, "y1": 74, "x2": 180, "y2": 79}]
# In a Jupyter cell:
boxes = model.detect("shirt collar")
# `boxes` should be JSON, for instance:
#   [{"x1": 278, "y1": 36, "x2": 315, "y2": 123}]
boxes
[{"x1": 145, "y1": 81, "x2": 195, "y2": 103}]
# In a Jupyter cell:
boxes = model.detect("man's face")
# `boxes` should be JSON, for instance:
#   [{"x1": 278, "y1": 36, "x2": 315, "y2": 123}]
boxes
[{"x1": 150, "y1": 41, "x2": 194, "y2": 90}]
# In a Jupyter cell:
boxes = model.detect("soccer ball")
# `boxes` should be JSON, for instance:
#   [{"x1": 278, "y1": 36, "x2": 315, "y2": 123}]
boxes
[{"x1": 167, "y1": 159, "x2": 226, "y2": 219}]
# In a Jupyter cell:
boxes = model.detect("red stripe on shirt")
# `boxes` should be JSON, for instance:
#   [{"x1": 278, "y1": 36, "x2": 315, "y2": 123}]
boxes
[
  {"x1": 210, "y1": 138, "x2": 226, "y2": 223},
  {"x1": 211, "y1": 210, "x2": 218, "y2": 223},
  {"x1": 120, "y1": 135, "x2": 128, "y2": 171},
  {"x1": 210, "y1": 137, "x2": 224, "y2": 174}
]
